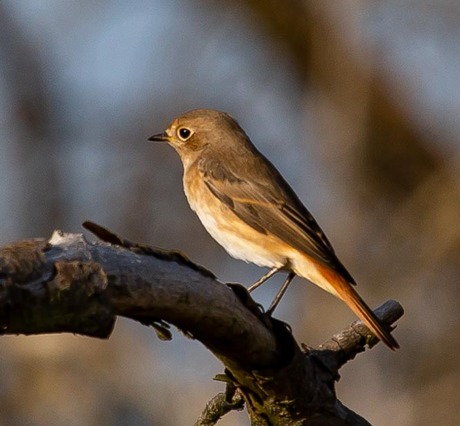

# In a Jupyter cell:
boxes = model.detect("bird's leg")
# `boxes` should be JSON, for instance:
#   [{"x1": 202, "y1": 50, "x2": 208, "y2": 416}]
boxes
[
  {"x1": 248, "y1": 267, "x2": 282, "y2": 292},
  {"x1": 267, "y1": 272, "x2": 296, "y2": 315}
]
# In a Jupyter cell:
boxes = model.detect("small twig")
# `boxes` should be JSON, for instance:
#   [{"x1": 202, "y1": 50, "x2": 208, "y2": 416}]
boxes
[
  {"x1": 309, "y1": 300, "x2": 404, "y2": 374},
  {"x1": 195, "y1": 383, "x2": 244, "y2": 426}
]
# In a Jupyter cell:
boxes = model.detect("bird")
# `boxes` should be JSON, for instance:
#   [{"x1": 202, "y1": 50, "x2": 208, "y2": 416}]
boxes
[{"x1": 148, "y1": 109, "x2": 399, "y2": 350}]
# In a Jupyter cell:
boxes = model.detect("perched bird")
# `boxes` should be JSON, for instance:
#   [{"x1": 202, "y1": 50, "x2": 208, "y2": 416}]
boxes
[{"x1": 149, "y1": 109, "x2": 399, "y2": 350}]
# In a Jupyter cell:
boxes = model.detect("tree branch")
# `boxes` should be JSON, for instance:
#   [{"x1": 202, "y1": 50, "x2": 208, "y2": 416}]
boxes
[{"x1": 0, "y1": 224, "x2": 403, "y2": 425}]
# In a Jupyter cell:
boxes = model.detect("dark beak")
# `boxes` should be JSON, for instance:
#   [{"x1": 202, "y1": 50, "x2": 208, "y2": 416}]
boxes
[{"x1": 148, "y1": 132, "x2": 169, "y2": 142}]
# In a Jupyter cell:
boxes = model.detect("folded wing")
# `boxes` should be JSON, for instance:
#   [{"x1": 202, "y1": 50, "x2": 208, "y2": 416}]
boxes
[{"x1": 199, "y1": 158, "x2": 356, "y2": 284}]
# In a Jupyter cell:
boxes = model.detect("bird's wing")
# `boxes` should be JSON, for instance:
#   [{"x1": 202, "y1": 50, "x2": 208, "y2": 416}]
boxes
[{"x1": 198, "y1": 158, "x2": 355, "y2": 284}]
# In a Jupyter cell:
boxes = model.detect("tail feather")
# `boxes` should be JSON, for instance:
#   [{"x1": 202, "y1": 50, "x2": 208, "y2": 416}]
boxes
[
  {"x1": 312, "y1": 263, "x2": 399, "y2": 350},
  {"x1": 335, "y1": 279, "x2": 399, "y2": 350}
]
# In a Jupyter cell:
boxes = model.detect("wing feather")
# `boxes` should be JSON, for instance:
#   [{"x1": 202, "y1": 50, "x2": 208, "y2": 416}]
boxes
[{"x1": 198, "y1": 158, "x2": 355, "y2": 284}]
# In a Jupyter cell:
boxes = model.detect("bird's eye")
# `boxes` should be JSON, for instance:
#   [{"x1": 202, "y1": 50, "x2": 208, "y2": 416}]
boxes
[{"x1": 177, "y1": 127, "x2": 192, "y2": 141}]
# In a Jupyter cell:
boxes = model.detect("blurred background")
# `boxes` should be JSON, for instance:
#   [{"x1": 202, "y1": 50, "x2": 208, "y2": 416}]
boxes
[{"x1": 0, "y1": 1, "x2": 459, "y2": 425}]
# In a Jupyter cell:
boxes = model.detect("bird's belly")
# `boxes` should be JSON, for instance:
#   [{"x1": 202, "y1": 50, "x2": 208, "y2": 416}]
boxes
[
  {"x1": 185, "y1": 181, "x2": 288, "y2": 268},
  {"x1": 199, "y1": 210, "x2": 286, "y2": 267}
]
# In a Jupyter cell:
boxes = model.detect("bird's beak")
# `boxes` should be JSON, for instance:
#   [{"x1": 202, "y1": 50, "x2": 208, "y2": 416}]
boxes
[{"x1": 148, "y1": 132, "x2": 170, "y2": 142}]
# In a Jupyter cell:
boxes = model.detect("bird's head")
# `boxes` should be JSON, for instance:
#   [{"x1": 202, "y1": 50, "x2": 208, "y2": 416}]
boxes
[{"x1": 148, "y1": 109, "x2": 249, "y2": 166}]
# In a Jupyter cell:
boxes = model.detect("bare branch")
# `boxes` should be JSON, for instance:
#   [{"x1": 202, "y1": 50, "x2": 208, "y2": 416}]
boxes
[
  {"x1": 0, "y1": 230, "x2": 279, "y2": 369},
  {"x1": 0, "y1": 226, "x2": 403, "y2": 425}
]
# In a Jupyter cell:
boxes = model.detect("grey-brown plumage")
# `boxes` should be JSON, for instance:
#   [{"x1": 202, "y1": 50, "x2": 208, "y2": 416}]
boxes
[{"x1": 149, "y1": 109, "x2": 399, "y2": 350}]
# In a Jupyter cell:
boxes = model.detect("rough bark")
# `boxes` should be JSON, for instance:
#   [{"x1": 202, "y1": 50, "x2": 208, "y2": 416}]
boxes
[{"x1": 0, "y1": 223, "x2": 403, "y2": 425}]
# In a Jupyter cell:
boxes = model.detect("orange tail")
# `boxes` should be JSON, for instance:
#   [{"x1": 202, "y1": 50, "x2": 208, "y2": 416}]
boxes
[
  {"x1": 340, "y1": 283, "x2": 399, "y2": 350},
  {"x1": 320, "y1": 268, "x2": 399, "y2": 350}
]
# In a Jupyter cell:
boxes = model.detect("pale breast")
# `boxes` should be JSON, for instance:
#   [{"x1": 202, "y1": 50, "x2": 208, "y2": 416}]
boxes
[{"x1": 183, "y1": 167, "x2": 290, "y2": 268}]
